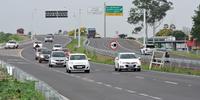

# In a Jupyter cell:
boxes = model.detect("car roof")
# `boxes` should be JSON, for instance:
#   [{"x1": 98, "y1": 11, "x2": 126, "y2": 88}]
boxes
[
  {"x1": 118, "y1": 52, "x2": 136, "y2": 55},
  {"x1": 69, "y1": 53, "x2": 86, "y2": 56}
]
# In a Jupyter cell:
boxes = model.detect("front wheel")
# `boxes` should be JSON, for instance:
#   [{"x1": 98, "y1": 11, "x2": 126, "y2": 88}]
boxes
[{"x1": 85, "y1": 70, "x2": 90, "y2": 73}]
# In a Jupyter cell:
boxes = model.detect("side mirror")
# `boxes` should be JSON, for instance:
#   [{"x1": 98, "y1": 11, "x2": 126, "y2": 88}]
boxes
[
  {"x1": 66, "y1": 57, "x2": 69, "y2": 61},
  {"x1": 138, "y1": 57, "x2": 141, "y2": 60},
  {"x1": 115, "y1": 57, "x2": 119, "y2": 60},
  {"x1": 88, "y1": 58, "x2": 91, "y2": 61}
]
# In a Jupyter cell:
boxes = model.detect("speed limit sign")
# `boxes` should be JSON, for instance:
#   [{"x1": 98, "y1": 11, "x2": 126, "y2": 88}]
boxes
[{"x1": 109, "y1": 40, "x2": 119, "y2": 51}]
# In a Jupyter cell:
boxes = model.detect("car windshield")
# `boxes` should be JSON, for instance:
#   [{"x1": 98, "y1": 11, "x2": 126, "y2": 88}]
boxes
[
  {"x1": 120, "y1": 54, "x2": 137, "y2": 59},
  {"x1": 42, "y1": 50, "x2": 51, "y2": 54},
  {"x1": 46, "y1": 36, "x2": 52, "y2": 38},
  {"x1": 52, "y1": 52, "x2": 65, "y2": 57},
  {"x1": 54, "y1": 45, "x2": 61, "y2": 47},
  {"x1": 35, "y1": 41, "x2": 41, "y2": 44},
  {"x1": 70, "y1": 55, "x2": 86, "y2": 60},
  {"x1": 8, "y1": 41, "x2": 16, "y2": 43}
]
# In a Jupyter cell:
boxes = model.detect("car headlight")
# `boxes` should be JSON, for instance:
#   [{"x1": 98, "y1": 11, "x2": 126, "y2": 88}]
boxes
[
  {"x1": 40, "y1": 55, "x2": 44, "y2": 58},
  {"x1": 51, "y1": 60, "x2": 57, "y2": 63}
]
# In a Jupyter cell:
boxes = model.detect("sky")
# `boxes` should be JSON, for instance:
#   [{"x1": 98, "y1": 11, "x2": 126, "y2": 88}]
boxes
[{"x1": 0, "y1": 0, "x2": 200, "y2": 38}]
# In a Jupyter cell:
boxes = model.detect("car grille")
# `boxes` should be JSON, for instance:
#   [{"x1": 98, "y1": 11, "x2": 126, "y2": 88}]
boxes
[
  {"x1": 73, "y1": 65, "x2": 86, "y2": 69},
  {"x1": 56, "y1": 60, "x2": 64, "y2": 62}
]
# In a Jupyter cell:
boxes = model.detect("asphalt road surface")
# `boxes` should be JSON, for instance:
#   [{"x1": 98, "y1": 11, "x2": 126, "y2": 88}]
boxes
[{"x1": 0, "y1": 36, "x2": 200, "y2": 100}]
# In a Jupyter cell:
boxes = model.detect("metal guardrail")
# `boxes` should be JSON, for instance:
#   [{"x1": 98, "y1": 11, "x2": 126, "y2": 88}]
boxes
[
  {"x1": 0, "y1": 60, "x2": 68, "y2": 100},
  {"x1": 83, "y1": 39, "x2": 200, "y2": 69}
]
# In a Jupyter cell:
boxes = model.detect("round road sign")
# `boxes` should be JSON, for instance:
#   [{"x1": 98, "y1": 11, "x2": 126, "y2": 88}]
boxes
[{"x1": 109, "y1": 40, "x2": 119, "y2": 51}]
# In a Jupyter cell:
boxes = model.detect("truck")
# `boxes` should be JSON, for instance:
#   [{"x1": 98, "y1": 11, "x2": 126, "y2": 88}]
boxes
[{"x1": 87, "y1": 28, "x2": 96, "y2": 38}]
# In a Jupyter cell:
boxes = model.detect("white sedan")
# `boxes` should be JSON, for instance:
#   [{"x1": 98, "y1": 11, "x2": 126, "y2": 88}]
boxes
[
  {"x1": 52, "y1": 44, "x2": 63, "y2": 51},
  {"x1": 66, "y1": 53, "x2": 90, "y2": 73},
  {"x1": 4, "y1": 40, "x2": 19, "y2": 49},
  {"x1": 114, "y1": 52, "x2": 141, "y2": 72}
]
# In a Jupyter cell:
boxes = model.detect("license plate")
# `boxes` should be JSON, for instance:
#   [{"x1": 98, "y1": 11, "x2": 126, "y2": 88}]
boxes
[{"x1": 76, "y1": 66, "x2": 83, "y2": 69}]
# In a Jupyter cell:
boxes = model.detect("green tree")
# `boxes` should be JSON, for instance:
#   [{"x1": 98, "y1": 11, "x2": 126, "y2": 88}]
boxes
[
  {"x1": 171, "y1": 30, "x2": 187, "y2": 40},
  {"x1": 191, "y1": 4, "x2": 200, "y2": 42},
  {"x1": 127, "y1": 0, "x2": 173, "y2": 36},
  {"x1": 156, "y1": 29, "x2": 172, "y2": 36}
]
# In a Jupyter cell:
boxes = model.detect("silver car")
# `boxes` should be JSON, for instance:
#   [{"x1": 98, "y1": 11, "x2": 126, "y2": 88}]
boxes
[{"x1": 49, "y1": 51, "x2": 67, "y2": 67}]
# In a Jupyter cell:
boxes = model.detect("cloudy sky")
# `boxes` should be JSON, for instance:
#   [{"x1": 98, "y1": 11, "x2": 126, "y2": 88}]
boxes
[{"x1": 0, "y1": 0, "x2": 200, "y2": 38}]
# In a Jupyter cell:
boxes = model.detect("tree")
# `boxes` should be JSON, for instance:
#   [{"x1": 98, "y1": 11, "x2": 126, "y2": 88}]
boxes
[
  {"x1": 171, "y1": 30, "x2": 187, "y2": 40},
  {"x1": 191, "y1": 4, "x2": 200, "y2": 42},
  {"x1": 156, "y1": 29, "x2": 172, "y2": 36},
  {"x1": 127, "y1": 0, "x2": 173, "y2": 36}
]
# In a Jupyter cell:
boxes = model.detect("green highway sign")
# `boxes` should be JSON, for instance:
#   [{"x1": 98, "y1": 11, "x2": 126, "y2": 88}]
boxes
[{"x1": 105, "y1": 6, "x2": 123, "y2": 16}]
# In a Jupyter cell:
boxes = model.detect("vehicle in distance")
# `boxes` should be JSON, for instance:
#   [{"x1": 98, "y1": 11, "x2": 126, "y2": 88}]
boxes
[
  {"x1": 66, "y1": 53, "x2": 90, "y2": 73},
  {"x1": 140, "y1": 44, "x2": 155, "y2": 55},
  {"x1": 95, "y1": 34, "x2": 101, "y2": 38},
  {"x1": 52, "y1": 44, "x2": 62, "y2": 51},
  {"x1": 4, "y1": 40, "x2": 19, "y2": 49},
  {"x1": 49, "y1": 51, "x2": 67, "y2": 67},
  {"x1": 87, "y1": 28, "x2": 96, "y2": 38},
  {"x1": 38, "y1": 48, "x2": 51, "y2": 63},
  {"x1": 114, "y1": 52, "x2": 141, "y2": 72},
  {"x1": 44, "y1": 35, "x2": 53, "y2": 42},
  {"x1": 33, "y1": 41, "x2": 42, "y2": 49},
  {"x1": 35, "y1": 47, "x2": 44, "y2": 60}
]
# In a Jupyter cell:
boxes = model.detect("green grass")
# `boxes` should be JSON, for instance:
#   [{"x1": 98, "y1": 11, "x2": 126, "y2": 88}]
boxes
[
  {"x1": 0, "y1": 68, "x2": 45, "y2": 100},
  {"x1": 170, "y1": 51, "x2": 200, "y2": 59},
  {"x1": 0, "y1": 32, "x2": 28, "y2": 43},
  {"x1": 67, "y1": 38, "x2": 114, "y2": 65},
  {"x1": 142, "y1": 64, "x2": 200, "y2": 76}
]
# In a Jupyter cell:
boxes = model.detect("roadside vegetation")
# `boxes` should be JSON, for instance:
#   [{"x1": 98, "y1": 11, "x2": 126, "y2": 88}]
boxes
[
  {"x1": 67, "y1": 38, "x2": 114, "y2": 65},
  {"x1": 0, "y1": 67, "x2": 45, "y2": 100},
  {"x1": 0, "y1": 32, "x2": 27, "y2": 43},
  {"x1": 170, "y1": 51, "x2": 200, "y2": 59},
  {"x1": 142, "y1": 64, "x2": 200, "y2": 76},
  {"x1": 66, "y1": 38, "x2": 200, "y2": 76}
]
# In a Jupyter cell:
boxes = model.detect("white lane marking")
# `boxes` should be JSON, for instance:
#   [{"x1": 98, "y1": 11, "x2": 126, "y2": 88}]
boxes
[
  {"x1": 125, "y1": 89, "x2": 136, "y2": 94},
  {"x1": 103, "y1": 84, "x2": 112, "y2": 88},
  {"x1": 135, "y1": 76, "x2": 144, "y2": 79},
  {"x1": 148, "y1": 95, "x2": 162, "y2": 100},
  {"x1": 139, "y1": 93, "x2": 149, "y2": 97},
  {"x1": 87, "y1": 79, "x2": 95, "y2": 83},
  {"x1": 96, "y1": 82, "x2": 103, "y2": 85},
  {"x1": 114, "y1": 87, "x2": 123, "y2": 90},
  {"x1": 164, "y1": 81, "x2": 178, "y2": 85}
]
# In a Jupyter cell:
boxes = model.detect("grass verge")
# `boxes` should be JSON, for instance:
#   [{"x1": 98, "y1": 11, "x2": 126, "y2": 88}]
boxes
[
  {"x1": 0, "y1": 67, "x2": 45, "y2": 100},
  {"x1": 170, "y1": 51, "x2": 200, "y2": 59},
  {"x1": 66, "y1": 38, "x2": 200, "y2": 76},
  {"x1": 67, "y1": 38, "x2": 114, "y2": 65}
]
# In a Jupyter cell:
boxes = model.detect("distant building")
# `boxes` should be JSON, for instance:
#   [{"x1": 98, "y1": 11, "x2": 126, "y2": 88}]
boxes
[{"x1": 17, "y1": 28, "x2": 24, "y2": 35}]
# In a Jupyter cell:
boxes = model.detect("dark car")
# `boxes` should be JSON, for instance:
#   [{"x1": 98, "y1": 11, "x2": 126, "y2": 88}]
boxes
[{"x1": 38, "y1": 48, "x2": 51, "y2": 63}]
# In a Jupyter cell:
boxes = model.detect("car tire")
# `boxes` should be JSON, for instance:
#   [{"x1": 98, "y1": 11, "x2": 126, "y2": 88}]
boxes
[
  {"x1": 39, "y1": 59, "x2": 42, "y2": 63},
  {"x1": 137, "y1": 68, "x2": 141, "y2": 72},
  {"x1": 115, "y1": 68, "x2": 118, "y2": 71},
  {"x1": 117, "y1": 64, "x2": 121, "y2": 72},
  {"x1": 68, "y1": 70, "x2": 71, "y2": 73},
  {"x1": 49, "y1": 64, "x2": 52, "y2": 67},
  {"x1": 35, "y1": 57, "x2": 38, "y2": 60},
  {"x1": 85, "y1": 70, "x2": 90, "y2": 73}
]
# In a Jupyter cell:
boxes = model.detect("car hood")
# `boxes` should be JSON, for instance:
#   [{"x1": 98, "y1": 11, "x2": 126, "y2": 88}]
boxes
[
  {"x1": 68, "y1": 60, "x2": 89, "y2": 65},
  {"x1": 51, "y1": 57, "x2": 66, "y2": 60}
]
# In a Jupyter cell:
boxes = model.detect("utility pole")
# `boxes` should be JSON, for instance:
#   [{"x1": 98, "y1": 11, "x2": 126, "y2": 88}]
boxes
[
  {"x1": 73, "y1": 13, "x2": 77, "y2": 39},
  {"x1": 104, "y1": 2, "x2": 107, "y2": 38},
  {"x1": 143, "y1": 9, "x2": 146, "y2": 47},
  {"x1": 78, "y1": 9, "x2": 81, "y2": 48}
]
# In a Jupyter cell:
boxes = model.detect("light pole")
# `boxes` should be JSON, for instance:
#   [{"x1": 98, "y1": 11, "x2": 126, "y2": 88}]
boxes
[
  {"x1": 78, "y1": 9, "x2": 81, "y2": 48},
  {"x1": 143, "y1": 9, "x2": 147, "y2": 47}
]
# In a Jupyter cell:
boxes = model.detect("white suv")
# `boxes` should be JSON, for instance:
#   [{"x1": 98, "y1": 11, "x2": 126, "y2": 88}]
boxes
[
  {"x1": 33, "y1": 41, "x2": 43, "y2": 49},
  {"x1": 66, "y1": 53, "x2": 90, "y2": 73},
  {"x1": 114, "y1": 52, "x2": 141, "y2": 72},
  {"x1": 44, "y1": 36, "x2": 53, "y2": 42},
  {"x1": 140, "y1": 44, "x2": 155, "y2": 55},
  {"x1": 5, "y1": 40, "x2": 19, "y2": 49}
]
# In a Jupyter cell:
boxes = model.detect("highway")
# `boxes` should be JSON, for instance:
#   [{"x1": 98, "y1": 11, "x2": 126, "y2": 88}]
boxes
[{"x1": 0, "y1": 35, "x2": 200, "y2": 100}]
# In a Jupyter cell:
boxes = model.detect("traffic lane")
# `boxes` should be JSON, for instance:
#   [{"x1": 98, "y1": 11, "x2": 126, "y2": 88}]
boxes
[
  {"x1": 35, "y1": 35, "x2": 71, "y2": 50},
  {"x1": 22, "y1": 42, "x2": 200, "y2": 100},
  {"x1": 17, "y1": 48, "x2": 153, "y2": 100},
  {"x1": 71, "y1": 62, "x2": 200, "y2": 100}
]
